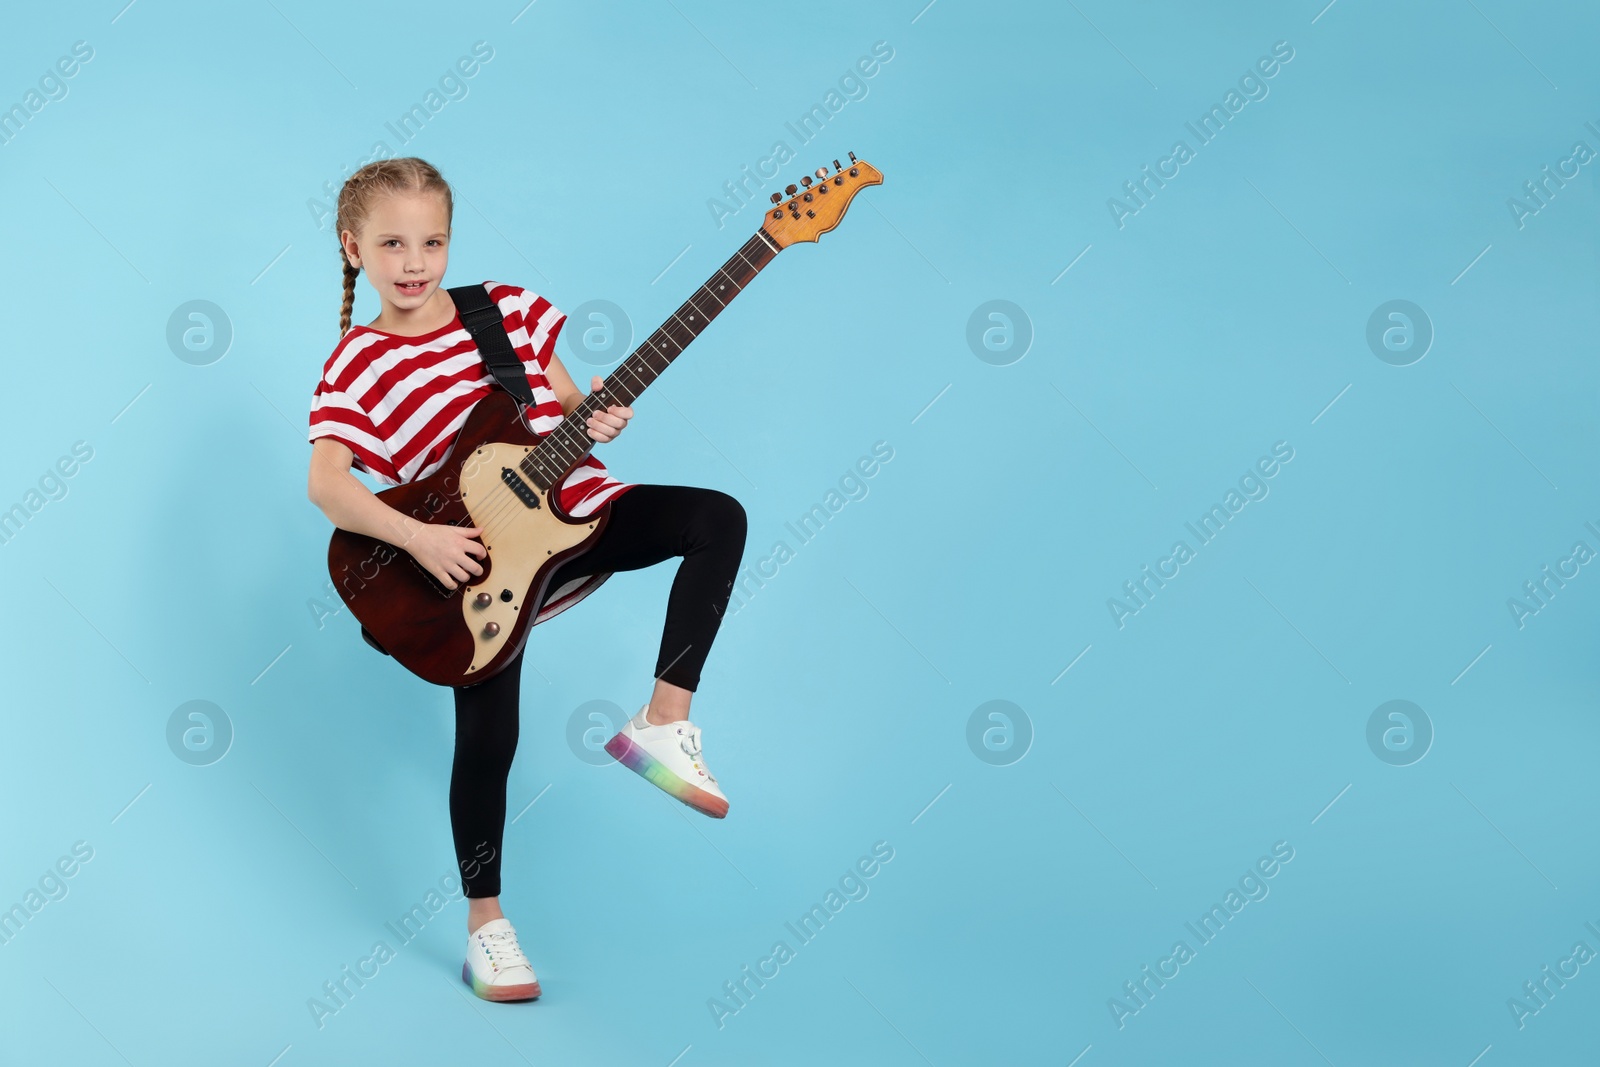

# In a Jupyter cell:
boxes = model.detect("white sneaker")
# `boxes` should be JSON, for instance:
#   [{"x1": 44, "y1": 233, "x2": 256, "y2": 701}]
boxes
[
  {"x1": 461, "y1": 917, "x2": 541, "y2": 1002},
  {"x1": 604, "y1": 704, "x2": 729, "y2": 818}
]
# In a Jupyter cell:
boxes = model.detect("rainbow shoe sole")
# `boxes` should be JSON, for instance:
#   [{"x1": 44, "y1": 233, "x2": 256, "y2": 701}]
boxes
[
  {"x1": 604, "y1": 731, "x2": 729, "y2": 818},
  {"x1": 461, "y1": 960, "x2": 540, "y2": 1002}
]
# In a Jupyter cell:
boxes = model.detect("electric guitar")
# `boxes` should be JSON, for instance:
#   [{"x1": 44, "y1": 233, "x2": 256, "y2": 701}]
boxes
[{"x1": 327, "y1": 153, "x2": 883, "y2": 686}]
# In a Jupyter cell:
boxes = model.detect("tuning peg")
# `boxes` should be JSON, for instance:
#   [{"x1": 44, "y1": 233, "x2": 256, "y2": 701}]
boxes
[
  {"x1": 785, "y1": 184, "x2": 797, "y2": 195},
  {"x1": 833, "y1": 159, "x2": 842, "y2": 171},
  {"x1": 815, "y1": 166, "x2": 829, "y2": 178},
  {"x1": 770, "y1": 192, "x2": 782, "y2": 204},
  {"x1": 848, "y1": 151, "x2": 857, "y2": 163},
  {"x1": 800, "y1": 175, "x2": 812, "y2": 187}
]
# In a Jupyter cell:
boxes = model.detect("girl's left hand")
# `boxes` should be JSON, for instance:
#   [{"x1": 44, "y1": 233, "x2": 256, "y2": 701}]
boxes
[{"x1": 584, "y1": 375, "x2": 633, "y2": 443}]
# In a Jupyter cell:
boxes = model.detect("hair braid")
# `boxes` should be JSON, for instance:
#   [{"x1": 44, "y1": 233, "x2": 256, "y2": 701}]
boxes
[{"x1": 339, "y1": 253, "x2": 359, "y2": 338}]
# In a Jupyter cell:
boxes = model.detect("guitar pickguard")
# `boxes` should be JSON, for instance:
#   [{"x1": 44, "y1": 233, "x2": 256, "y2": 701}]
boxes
[{"x1": 456, "y1": 441, "x2": 599, "y2": 677}]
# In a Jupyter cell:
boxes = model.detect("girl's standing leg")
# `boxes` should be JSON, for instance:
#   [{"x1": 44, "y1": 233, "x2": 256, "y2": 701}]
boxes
[
  {"x1": 450, "y1": 643, "x2": 525, "y2": 931},
  {"x1": 451, "y1": 650, "x2": 540, "y2": 1002}
]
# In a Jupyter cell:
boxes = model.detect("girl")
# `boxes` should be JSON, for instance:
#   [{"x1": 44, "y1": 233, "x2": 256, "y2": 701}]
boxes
[{"x1": 306, "y1": 157, "x2": 747, "y2": 1003}]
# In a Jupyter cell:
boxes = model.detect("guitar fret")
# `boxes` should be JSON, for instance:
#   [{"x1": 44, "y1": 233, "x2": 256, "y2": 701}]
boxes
[
  {"x1": 652, "y1": 329, "x2": 683, "y2": 356},
  {"x1": 616, "y1": 362, "x2": 647, "y2": 396},
  {"x1": 544, "y1": 437, "x2": 577, "y2": 472},
  {"x1": 686, "y1": 292, "x2": 720, "y2": 323},
  {"x1": 659, "y1": 315, "x2": 695, "y2": 352},
  {"x1": 731, "y1": 244, "x2": 761, "y2": 280},
  {"x1": 629, "y1": 349, "x2": 660, "y2": 381},
  {"x1": 690, "y1": 286, "x2": 725, "y2": 321}
]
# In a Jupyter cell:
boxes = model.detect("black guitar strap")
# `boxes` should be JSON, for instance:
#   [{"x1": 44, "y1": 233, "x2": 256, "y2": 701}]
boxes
[{"x1": 448, "y1": 283, "x2": 536, "y2": 408}]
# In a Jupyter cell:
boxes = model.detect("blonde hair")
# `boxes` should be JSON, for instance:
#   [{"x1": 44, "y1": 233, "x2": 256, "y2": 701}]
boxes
[{"x1": 335, "y1": 157, "x2": 454, "y2": 337}]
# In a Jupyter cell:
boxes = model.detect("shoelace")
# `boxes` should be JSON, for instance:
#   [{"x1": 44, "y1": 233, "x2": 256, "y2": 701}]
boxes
[
  {"x1": 480, "y1": 929, "x2": 532, "y2": 972},
  {"x1": 679, "y1": 725, "x2": 716, "y2": 782}
]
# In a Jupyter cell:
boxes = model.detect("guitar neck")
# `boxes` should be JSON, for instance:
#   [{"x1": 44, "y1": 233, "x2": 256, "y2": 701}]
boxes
[{"x1": 522, "y1": 229, "x2": 783, "y2": 492}]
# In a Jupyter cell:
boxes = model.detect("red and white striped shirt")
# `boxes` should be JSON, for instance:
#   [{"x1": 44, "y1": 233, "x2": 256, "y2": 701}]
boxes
[{"x1": 309, "y1": 280, "x2": 636, "y2": 626}]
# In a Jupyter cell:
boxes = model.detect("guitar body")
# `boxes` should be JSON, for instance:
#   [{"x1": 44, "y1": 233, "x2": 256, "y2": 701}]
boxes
[{"x1": 326, "y1": 389, "x2": 609, "y2": 688}]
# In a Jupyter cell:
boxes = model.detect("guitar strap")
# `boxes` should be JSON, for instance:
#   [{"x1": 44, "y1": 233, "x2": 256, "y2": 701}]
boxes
[{"x1": 447, "y1": 283, "x2": 536, "y2": 408}]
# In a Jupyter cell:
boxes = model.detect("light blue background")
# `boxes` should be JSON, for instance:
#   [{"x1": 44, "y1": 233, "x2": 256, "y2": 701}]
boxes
[{"x1": 1, "y1": 1, "x2": 1596, "y2": 1064}]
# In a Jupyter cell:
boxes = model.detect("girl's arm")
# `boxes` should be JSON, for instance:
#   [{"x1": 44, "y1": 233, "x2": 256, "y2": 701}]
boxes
[
  {"x1": 543, "y1": 350, "x2": 585, "y2": 417},
  {"x1": 308, "y1": 438, "x2": 426, "y2": 546},
  {"x1": 308, "y1": 438, "x2": 486, "y2": 589}
]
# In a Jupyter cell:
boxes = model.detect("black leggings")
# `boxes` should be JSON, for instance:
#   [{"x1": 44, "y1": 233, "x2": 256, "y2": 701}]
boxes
[{"x1": 448, "y1": 484, "x2": 747, "y2": 898}]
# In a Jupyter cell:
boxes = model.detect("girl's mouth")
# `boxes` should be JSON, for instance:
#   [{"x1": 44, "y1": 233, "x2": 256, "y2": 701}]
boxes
[{"x1": 396, "y1": 281, "x2": 427, "y2": 294}]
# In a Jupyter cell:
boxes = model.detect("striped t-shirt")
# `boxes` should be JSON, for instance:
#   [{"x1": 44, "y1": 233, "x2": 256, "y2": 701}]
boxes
[{"x1": 309, "y1": 280, "x2": 636, "y2": 626}]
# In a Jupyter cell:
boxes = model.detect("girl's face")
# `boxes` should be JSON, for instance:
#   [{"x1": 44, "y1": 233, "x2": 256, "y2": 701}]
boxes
[{"x1": 341, "y1": 190, "x2": 451, "y2": 316}]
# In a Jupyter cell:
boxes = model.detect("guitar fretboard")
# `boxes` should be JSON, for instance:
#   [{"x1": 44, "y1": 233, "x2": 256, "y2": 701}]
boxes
[{"x1": 519, "y1": 230, "x2": 781, "y2": 492}]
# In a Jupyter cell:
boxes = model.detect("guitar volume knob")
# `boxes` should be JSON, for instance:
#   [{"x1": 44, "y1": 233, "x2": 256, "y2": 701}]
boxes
[
  {"x1": 483, "y1": 621, "x2": 501, "y2": 638},
  {"x1": 474, "y1": 592, "x2": 492, "y2": 608}
]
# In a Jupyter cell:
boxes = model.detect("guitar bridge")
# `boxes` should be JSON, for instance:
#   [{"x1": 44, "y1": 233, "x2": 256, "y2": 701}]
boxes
[{"x1": 500, "y1": 466, "x2": 541, "y2": 509}]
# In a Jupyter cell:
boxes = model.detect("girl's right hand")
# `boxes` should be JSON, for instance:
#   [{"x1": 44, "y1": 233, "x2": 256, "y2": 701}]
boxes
[{"x1": 406, "y1": 523, "x2": 487, "y2": 590}]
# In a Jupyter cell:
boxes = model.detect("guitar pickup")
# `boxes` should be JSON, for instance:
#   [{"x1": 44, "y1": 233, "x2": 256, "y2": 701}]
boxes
[{"x1": 500, "y1": 466, "x2": 541, "y2": 508}]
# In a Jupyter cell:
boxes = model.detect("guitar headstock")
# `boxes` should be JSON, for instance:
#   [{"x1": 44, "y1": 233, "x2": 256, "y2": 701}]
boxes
[{"x1": 760, "y1": 152, "x2": 883, "y2": 248}]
